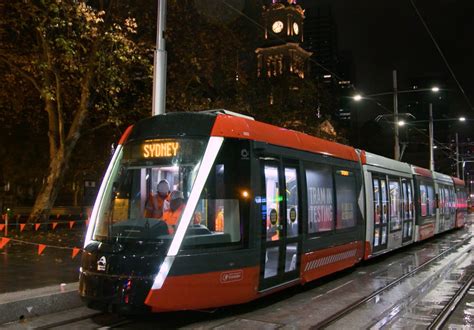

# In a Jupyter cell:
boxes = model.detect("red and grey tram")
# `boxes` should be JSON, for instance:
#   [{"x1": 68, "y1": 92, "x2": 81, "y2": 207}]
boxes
[{"x1": 79, "y1": 110, "x2": 467, "y2": 313}]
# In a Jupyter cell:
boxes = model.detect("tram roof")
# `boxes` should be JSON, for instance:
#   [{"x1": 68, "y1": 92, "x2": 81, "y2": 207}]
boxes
[
  {"x1": 361, "y1": 151, "x2": 412, "y2": 174},
  {"x1": 121, "y1": 111, "x2": 358, "y2": 162},
  {"x1": 211, "y1": 112, "x2": 359, "y2": 162},
  {"x1": 411, "y1": 166, "x2": 433, "y2": 178},
  {"x1": 452, "y1": 177, "x2": 465, "y2": 187},
  {"x1": 432, "y1": 171, "x2": 453, "y2": 184}
]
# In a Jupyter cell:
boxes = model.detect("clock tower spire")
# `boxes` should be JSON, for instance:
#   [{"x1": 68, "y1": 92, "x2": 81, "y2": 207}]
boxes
[{"x1": 256, "y1": 0, "x2": 311, "y2": 79}]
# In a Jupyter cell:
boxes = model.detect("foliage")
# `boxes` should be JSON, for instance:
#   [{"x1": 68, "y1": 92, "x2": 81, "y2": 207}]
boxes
[
  {"x1": 0, "y1": 0, "x2": 342, "y2": 213},
  {"x1": 0, "y1": 0, "x2": 153, "y2": 218},
  {"x1": 165, "y1": 0, "x2": 256, "y2": 113}
]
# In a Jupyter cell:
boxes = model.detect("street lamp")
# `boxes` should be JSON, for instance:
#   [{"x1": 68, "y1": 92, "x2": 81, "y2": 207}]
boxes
[
  {"x1": 352, "y1": 70, "x2": 440, "y2": 161},
  {"x1": 401, "y1": 116, "x2": 468, "y2": 173}
]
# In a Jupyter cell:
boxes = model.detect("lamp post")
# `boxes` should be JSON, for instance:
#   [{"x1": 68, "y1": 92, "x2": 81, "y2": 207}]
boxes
[
  {"x1": 393, "y1": 70, "x2": 400, "y2": 161},
  {"x1": 456, "y1": 133, "x2": 459, "y2": 177},
  {"x1": 152, "y1": 0, "x2": 167, "y2": 116},
  {"x1": 353, "y1": 78, "x2": 440, "y2": 161},
  {"x1": 428, "y1": 103, "x2": 434, "y2": 171}
]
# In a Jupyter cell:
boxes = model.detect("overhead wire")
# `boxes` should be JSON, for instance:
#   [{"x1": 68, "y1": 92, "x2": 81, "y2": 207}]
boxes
[{"x1": 409, "y1": 0, "x2": 474, "y2": 111}]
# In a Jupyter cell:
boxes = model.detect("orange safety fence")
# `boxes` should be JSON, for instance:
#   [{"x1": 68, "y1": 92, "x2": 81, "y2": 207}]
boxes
[
  {"x1": 0, "y1": 217, "x2": 90, "y2": 232},
  {"x1": 0, "y1": 236, "x2": 82, "y2": 258}
]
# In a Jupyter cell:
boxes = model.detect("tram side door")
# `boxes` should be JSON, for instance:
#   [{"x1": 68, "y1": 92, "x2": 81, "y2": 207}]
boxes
[
  {"x1": 260, "y1": 160, "x2": 301, "y2": 291},
  {"x1": 372, "y1": 175, "x2": 389, "y2": 252}
]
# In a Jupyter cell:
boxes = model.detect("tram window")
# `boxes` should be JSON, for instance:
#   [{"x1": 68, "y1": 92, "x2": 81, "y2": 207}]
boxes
[
  {"x1": 181, "y1": 139, "x2": 250, "y2": 250},
  {"x1": 306, "y1": 163, "x2": 334, "y2": 233},
  {"x1": 373, "y1": 179, "x2": 381, "y2": 225},
  {"x1": 335, "y1": 169, "x2": 357, "y2": 229},
  {"x1": 401, "y1": 179, "x2": 414, "y2": 221},
  {"x1": 380, "y1": 179, "x2": 388, "y2": 224},
  {"x1": 285, "y1": 168, "x2": 299, "y2": 238},
  {"x1": 389, "y1": 179, "x2": 401, "y2": 232},
  {"x1": 92, "y1": 138, "x2": 208, "y2": 242},
  {"x1": 265, "y1": 165, "x2": 280, "y2": 242},
  {"x1": 401, "y1": 180, "x2": 408, "y2": 220},
  {"x1": 450, "y1": 188, "x2": 456, "y2": 214},
  {"x1": 444, "y1": 188, "x2": 450, "y2": 215},
  {"x1": 420, "y1": 184, "x2": 428, "y2": 217},
  {"x1": 407, "y1": 182, "x2": 413, "y2": 219},
  {"x1": 427, "y1": 185, "x2": 435, "y2": 216},
  {"x1": 438, "y1": 188, "x2": 445, "y2": 215}
]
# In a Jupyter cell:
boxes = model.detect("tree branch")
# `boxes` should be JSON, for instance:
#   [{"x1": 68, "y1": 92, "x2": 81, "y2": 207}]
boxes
[
  {"x1": 0, "y1": 54, "x2": 42, "y2": 94},
  {"x1": 81, "y1": 121, "x2": 112, "y2": 136},
  {"x1": 54, "y1": 71, "x2": 65, "y2": 148}
]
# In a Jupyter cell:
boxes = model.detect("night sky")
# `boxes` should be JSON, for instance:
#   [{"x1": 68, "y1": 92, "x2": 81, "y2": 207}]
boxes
[
  {"x1": 297, "y1": 0, "x2": 474, "y2": 175},
  {"x1": 308, "y1": 0, "x2": 474, "y2": 117}
]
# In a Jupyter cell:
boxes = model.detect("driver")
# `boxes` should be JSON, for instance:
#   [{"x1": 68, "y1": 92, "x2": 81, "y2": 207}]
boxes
[{"x1": 144, "y1": 179, "x2": 170, "y2": 219}]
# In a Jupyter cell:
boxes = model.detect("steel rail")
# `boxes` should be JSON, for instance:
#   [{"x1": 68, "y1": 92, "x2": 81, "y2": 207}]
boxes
[
  {"x1": 311, "y1": 234, "x2": 472, "y2": 329},
  {"x1": 428, "y1": 274, "x2": 473, "y2": 330}
]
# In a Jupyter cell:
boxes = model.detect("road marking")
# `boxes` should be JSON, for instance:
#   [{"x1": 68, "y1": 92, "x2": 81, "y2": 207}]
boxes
[{"x1": 326, "y1": 279, "x2": 354, "y2": 294}]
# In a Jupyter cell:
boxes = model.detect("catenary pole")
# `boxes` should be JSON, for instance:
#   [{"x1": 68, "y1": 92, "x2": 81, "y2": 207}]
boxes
[
  {"x1": 429, "y1": 103, "x2": 434, "y2": 171},
  {"x1": 393, "y1": 70, "x2": 400, "y2": 161},
  {"x1": 456, "y1": 133, "x2": 460, "y2": 177},
  {"x1": 152, "y1": 0, "x2": 167, "y2": 116}
]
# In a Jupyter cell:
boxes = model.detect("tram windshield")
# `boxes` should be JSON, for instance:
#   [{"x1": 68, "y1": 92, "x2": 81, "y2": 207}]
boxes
[
  {"x1": 92, "y1": 138, "x2": 208, "y2": 243},
  {"x1": 91, "y1": 137, "x2": 249, "y2": 250}
]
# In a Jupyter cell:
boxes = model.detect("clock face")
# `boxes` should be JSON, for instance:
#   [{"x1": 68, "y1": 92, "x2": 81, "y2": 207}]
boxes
[
  {"x1": 272, "y1": 20, "x2": 284, "y2": 33},
  {"x1": 293, "y1": 22, "x2": 299, "y2": 35}
]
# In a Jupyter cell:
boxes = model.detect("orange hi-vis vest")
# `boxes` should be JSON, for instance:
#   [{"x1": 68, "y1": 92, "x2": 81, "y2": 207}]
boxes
[
  {"x1": 144, "y1": 193, "x2": 169, "y2": 218},
  {"x1": 162, "y1": 204, "x2": 185, "y2": 234}
]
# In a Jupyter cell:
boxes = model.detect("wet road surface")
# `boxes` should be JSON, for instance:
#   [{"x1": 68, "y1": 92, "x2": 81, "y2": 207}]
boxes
[
  {"x1": 0, "y1": 228, "x2": 84, "y2": 293},
  {"x1": 2, "y1": 221, "x2": 473, "y2": 329}
]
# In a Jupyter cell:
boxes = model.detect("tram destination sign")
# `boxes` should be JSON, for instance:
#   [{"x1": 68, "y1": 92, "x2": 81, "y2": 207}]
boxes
[
  {"x1": 123, "y1": 138, "x2": 207, "y2": 162},
  {"x1": 143, "y1": 141, "x2": 179, "y2": 158}
]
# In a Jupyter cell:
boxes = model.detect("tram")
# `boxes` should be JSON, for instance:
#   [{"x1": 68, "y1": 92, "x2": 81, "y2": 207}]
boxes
[{"x1": 79, "y1": 110, "x2": 467, "y2": 313}]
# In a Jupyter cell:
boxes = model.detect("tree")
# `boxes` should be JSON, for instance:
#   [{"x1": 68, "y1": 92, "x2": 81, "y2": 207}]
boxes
[
  {"x1": 0, "y1": 0, "x2": 152, "y2": 221},
  {"x1": 164, "y1": 0, "x2": 256, "y2": 113}
]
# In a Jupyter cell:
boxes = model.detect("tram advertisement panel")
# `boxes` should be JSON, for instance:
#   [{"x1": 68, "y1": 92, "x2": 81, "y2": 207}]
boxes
[{"x1": 306, "y1": 164, "x2": 334, "y2": 233}]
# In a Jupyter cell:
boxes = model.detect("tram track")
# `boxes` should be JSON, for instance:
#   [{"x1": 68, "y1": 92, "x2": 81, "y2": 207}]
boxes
[
  {"x1": 428, "y1": 274, "x2": 473, "y2": 330},
  {"x1": 312, "y1": 233, "x2": 473, "y2": 329},
  {"x1": 29, "y1": 310, "x2": 129, "y2": 330}
]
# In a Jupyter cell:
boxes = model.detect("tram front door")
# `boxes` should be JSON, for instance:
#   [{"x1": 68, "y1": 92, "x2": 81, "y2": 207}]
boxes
[{"x1": 259, "y1": 160, "x2": 301, "y2": 291}]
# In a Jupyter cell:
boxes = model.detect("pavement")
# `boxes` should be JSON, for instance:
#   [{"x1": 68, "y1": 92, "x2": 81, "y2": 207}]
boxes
[{"x1": 0, "y1": 226, "x2": 85, "y2": 324}]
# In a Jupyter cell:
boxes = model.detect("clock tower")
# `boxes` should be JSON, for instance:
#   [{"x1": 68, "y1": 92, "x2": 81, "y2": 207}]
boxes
[{"x1": 256, "y1": 0, "x2": 312, "y2": 79}]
